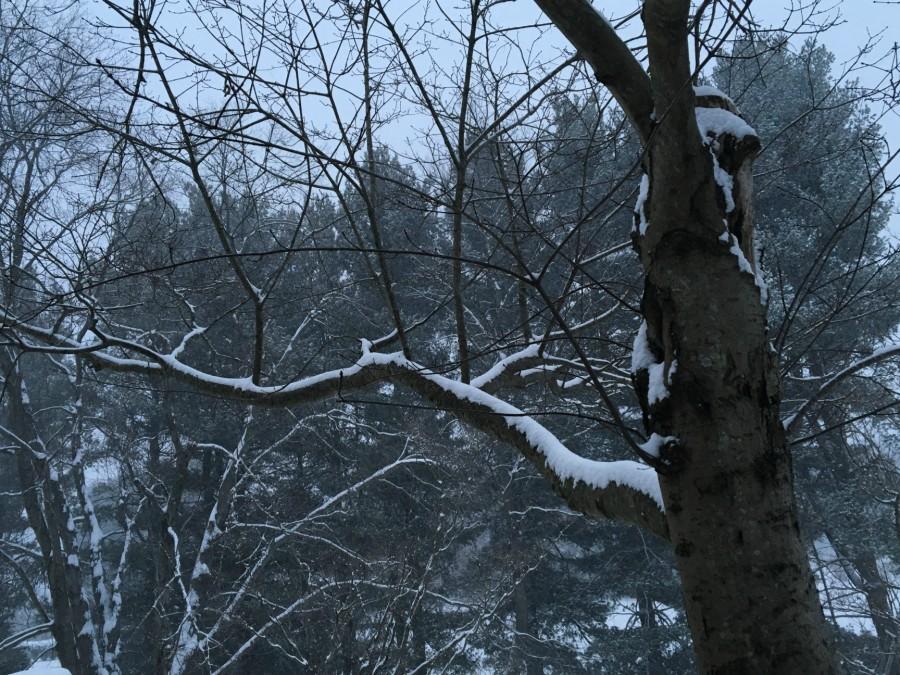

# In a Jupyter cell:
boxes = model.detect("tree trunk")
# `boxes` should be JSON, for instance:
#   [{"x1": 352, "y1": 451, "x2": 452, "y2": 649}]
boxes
[
  {"x1": 657, "y1": 382, "x2": 833, "y2": 673},
  {"x1": 812, "y1": 398, "x2": 899, "y2": 673},
  {"x1": 147, "y1": 423, "x2": 172, "y2": 675},
  {"x1": 636, "y1": 594, "x2": 664, "y2": 674},
  {"x1": 638, "y1": 124, "x2": 838, "y2": 674},
  {"x1": 853, "y1": 551, "x2": 899, "y2": 673},
  {"x1": 3, "y1": 361, "x2": 95, "y2": 675},
  {"x1": 529, "y1": 1, "x2": 843, "y2": 669},
  {"x1": 637, "y1": 186, "x2": 835, "y2": 672},
  {"x1": 512, "y1": 582, "x2": 544, "y2": 675},
  {"x1": 827, "y1": 529, "x2": 899, "y2": 673},
  {"x1": 343, "y1": 613, "x2": 356, "y2": 675},
  {"x1": 633, "y1": 6, "x2": 838, "y2": 672}
]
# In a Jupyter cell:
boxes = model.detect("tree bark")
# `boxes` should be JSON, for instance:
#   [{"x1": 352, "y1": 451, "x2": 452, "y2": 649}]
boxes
[
  {"x1": 640, "y1": 6, "x2": 835, "y2": 672},
  {"x1": 636, "y1": 594, "x2": 664, "y2": 674},
  {"x1": 853, "y1": 551, "x2": 899, "y2": 671},
  {"x1": 812, "y1": 396, "x2": 899, "y2": 672},
  {"x1": 639, "y1": 3, "x2": 836, "y2": 672},
  {"x1": 533, "y1": 0, "x2": 840, "y2": 672},
  {"x1": 2, "y1": 359, "x2": 95, "y2": 675}
]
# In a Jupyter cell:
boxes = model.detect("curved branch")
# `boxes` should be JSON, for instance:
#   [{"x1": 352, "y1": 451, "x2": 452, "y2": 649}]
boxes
[
  {"x1": 531, "y1": 0, "x2": 654, "y2": 142},
  {"x1": 0, "y1": 548, "x2": 50, "y2": 623},
  {"x1": 0, "y1": 621, "x2": 54, "y2": 653},
  {"x1": 6, "y1": 319, "x2": 668, "y2": 539}
]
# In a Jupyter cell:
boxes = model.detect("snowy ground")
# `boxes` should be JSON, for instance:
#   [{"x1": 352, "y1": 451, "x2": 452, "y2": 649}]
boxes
[{"x1": 10, "y1": 660, "x2": 71, "y2": 675}]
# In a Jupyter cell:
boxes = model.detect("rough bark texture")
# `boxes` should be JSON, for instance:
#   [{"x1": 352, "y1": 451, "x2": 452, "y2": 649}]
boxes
[
  {"x1": 639, "y1": 2, "x2": 836, "y2": 672},
  {"x1": 534, "y1": 0, "x2": 840, "y2": 672},
  {"x1": 2, "y1": 2, "x2": 853, "y2": 671}
]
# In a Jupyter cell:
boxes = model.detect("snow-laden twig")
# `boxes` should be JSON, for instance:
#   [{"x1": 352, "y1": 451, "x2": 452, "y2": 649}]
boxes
[
  {"x1": 470, "y1": 343, "x2": 540, "y2": 390},
  {"x1": 5, "y1": 315, "x2": 667, "y2": 537},
  {"x1": 168, "y1": 527, "x2": 203, "y2": 675},
  {"x1": 201, "y1": 452, "x2": 434, "y2": 671},
  {"x1": 103, "y1": 495, "x2": 145, "y2": 663},
  {"x1": 361, "y1": 341, "x2": 662, "y2": 507},
  {"x1": 72, "y1": 452, "x2": 116, "y2": 671},
  {"x1": 169, "y1": 414, "x2": 253, "y2": 675},
  {"x1": 0, "y1": 622, "x2": 54, "y2": 652},
  {"x1": 169, "y1": 325, "x2": 206, "y2": 359}
]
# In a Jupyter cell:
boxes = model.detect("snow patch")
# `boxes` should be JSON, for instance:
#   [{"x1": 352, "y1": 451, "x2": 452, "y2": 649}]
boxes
[
  {"x1": 634, "y1": 173, "x2": 650, "y2": 235},
  {"x1": 647, "y1": 362, "x2": 669, "y2": 405},
  {"x1": 470, "y1": 343, "x2": 540, "y2": 389},
  {"x1": 710, "y1": 153, "x2": 735, "y2": 212},
  {"x1": 728, "y1": 236, "x2": 754, "y2": 275},
  {"x1": 693, "y1": 85, "x2": 737, "y2": 108},
  {"x1": 695, "y1": 107, "x2": 756, "y2": 141},
  {"x1": 632, "y1": 322, "x2": 674, "y2": 405},
  {"x1": 361, "y1": 348, "x2": 663, "y2": 509},
  {"x1": 638, "y1": 433, "x2": 677, "y2": 458},
  {"x1": 630, "y1": 322, "x2": 655, "y2": 373},
  {"x1": 192, "y1": 561, "x2": 210, "y2": 579},
  {"x1": 722, "y1": 233, "x2": 767, "y2": 303},
  {"x1": 10, "y1": 661, "x2": 72, "y2": 675}
]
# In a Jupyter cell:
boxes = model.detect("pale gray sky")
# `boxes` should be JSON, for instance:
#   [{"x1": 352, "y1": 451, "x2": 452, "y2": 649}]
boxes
[{"x1": 84, "y1": 0, "x2": 899, "y2": 228}]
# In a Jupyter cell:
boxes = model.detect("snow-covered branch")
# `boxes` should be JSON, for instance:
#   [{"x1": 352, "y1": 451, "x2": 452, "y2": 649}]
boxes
[
  {"x1": 5, "y1": 316, "x2": 667, "y2": 537},
  {"x1": 470, "y1": 343, "x2": 542, "y2": 391}
]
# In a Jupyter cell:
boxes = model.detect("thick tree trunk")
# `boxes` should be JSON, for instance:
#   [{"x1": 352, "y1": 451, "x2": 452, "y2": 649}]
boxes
[
  {"x1": 633, "y1": 195, "x2": 836, "y2": 672},
  {"x1": 645, "y1": 230, "x2": 837, "y2": 674},
  {"x1": 631, "y1": 5, "x2": 839, "y2": 672},
  {"x1": 512, "y1": 39, "x2": 833, "y2": 675},
  {"x1": 345, "y1": 617, "x2": 357, "y2": 675},
  {"x1": 656, "y1": 350, "x2": 833, "y2": 674},
  {"x1": 638, "y1": 134, "x2": 837, "y2": 674},
  {"x1": 528, "y1": 0, "x2": 840, "y2": 665},
  {"x1": 473, "y1": 0, "x2": 842, "y2": 661}
]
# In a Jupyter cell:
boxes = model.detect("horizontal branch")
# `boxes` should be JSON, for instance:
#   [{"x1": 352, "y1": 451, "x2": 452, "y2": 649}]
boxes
[
  {"x1": 0, "y1": 621, "x2": 54, "y2": 653},
  {"x1": 0, "y1": 539, "x2": 43, "y2": 560},
  {"x1": 5, "y1": 317, "x2": 668, "y2": 539}
]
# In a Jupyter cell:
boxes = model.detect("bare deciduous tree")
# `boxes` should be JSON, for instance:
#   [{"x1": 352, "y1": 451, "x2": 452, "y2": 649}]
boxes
[{"x1": 2, "y1": 1, "x2": 900, "y2": 673}]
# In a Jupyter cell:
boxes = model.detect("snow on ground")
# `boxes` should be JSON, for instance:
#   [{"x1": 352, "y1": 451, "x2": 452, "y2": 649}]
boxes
[{"x1": 10, "y1": 660, "x2": 72, "y2": 675}]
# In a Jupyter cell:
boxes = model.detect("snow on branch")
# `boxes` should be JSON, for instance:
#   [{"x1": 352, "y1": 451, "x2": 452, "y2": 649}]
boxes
[
  {"x1": 352, "y1": 342, "x2": 667, "y2": 537},
  {"x1": 695, "y1": 107, "x2": 757, "y2": 143},
  {"x1": 5, "y1": 315, "x2": 667, "y2": 538},
  {"x1": 470, "y1": 343, "x2": 541, "y2": 390},
  {"x1": 199, "y1": 453, "x2": 435, "y2": 672},
  {"x1": 0, "y1": 622, "x2": 55, "y2": 653}
]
